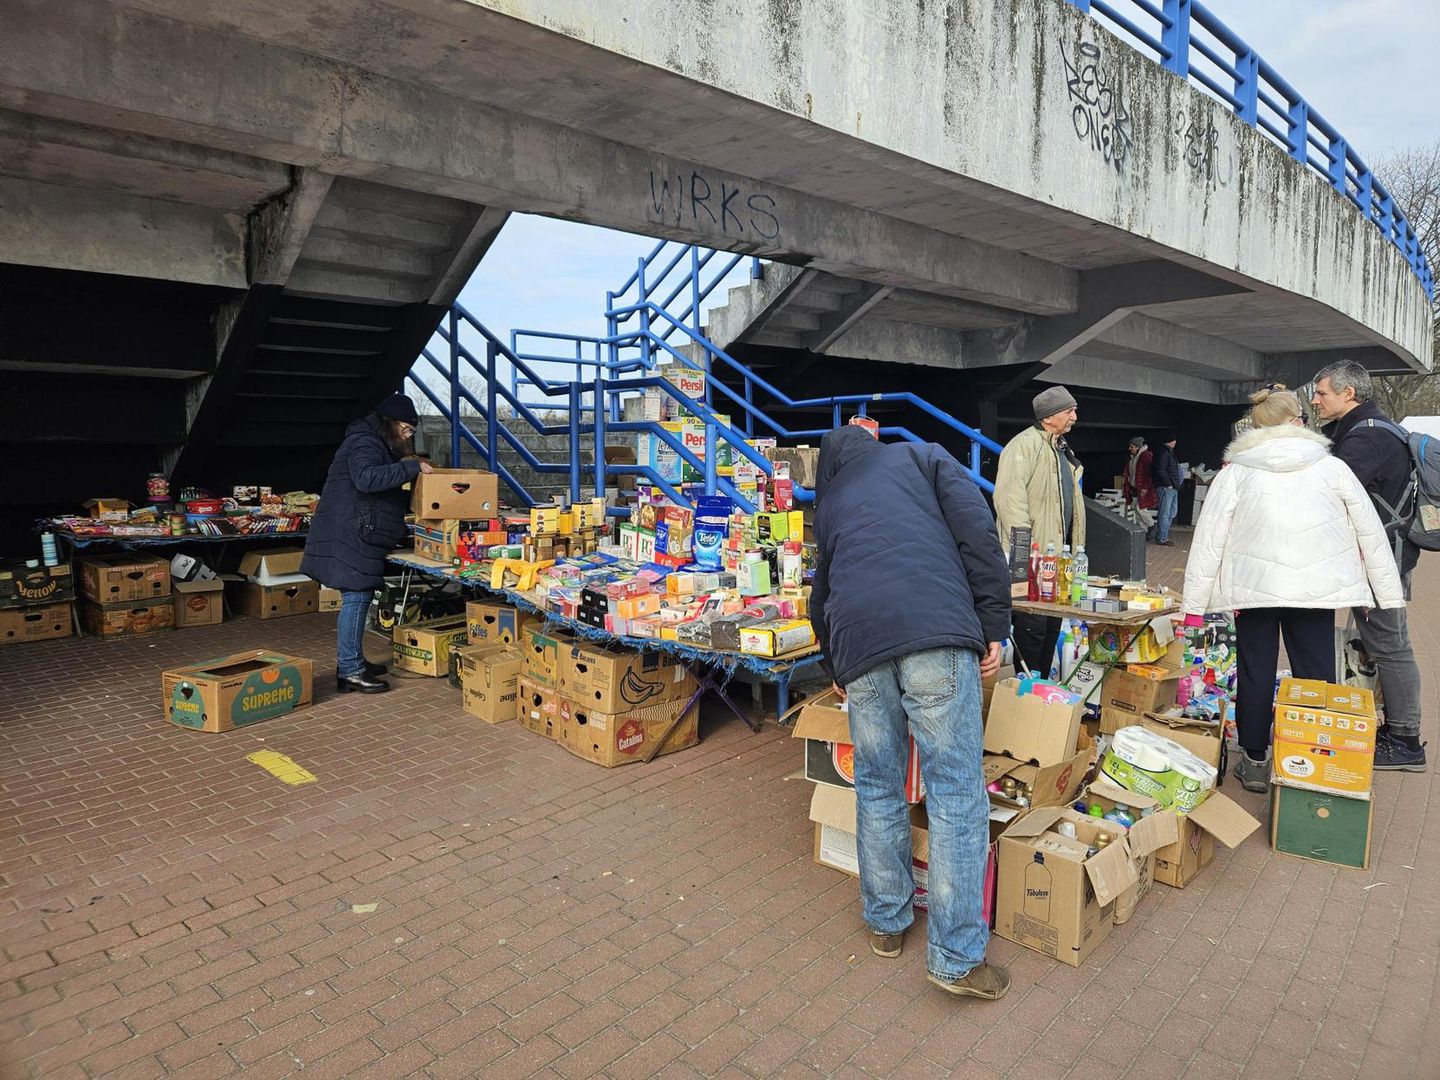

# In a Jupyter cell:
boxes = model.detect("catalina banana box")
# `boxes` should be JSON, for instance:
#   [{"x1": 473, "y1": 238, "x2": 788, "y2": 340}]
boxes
[{"x1": 163, "y1": 650, "x2": 314, "y2": 733}]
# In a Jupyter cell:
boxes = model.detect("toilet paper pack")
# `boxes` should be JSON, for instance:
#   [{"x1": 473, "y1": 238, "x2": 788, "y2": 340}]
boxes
[{"x1": 1099, "y1": 725, "x2": 1218, "y2": 812}]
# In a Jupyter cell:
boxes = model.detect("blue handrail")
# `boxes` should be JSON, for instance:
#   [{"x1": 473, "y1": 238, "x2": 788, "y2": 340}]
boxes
[{"x1": 1066, "y1": 0, "x2": 1433, "y2": 300}]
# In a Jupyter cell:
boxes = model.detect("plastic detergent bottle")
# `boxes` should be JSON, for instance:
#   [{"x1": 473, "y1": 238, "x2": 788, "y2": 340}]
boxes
[
  {"x1": 1057, "y1": 544, "x2": 1072, "y2": 601},
  {"x1": 1039, "y1": 543, "x2": 1058, "y2": 602},
  {"x1": 1027, "y1": 541, "x2": 1041, "y2": 602},
  {"x1": 1070, "y1": 546, "x2": 1088, "y2": 605},
  {"x1": 1104, "y1": 804, "x2": 1136, "y2": 828}
]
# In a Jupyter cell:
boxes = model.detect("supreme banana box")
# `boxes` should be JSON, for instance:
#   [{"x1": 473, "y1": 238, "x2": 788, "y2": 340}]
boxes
[{"x1": 163, "y1": 650, "x2": 314, "y2": 734}]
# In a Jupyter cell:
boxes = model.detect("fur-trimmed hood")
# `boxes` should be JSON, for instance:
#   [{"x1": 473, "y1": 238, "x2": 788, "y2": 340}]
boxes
[{"x1": 1225, "y1": 424, "x2": 1331, "y2": 473}]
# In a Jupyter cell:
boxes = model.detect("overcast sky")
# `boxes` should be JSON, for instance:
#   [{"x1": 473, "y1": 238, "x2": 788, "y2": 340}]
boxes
[{"x1": 438, "y1": 0, "x2": 1439, "y2": 394}]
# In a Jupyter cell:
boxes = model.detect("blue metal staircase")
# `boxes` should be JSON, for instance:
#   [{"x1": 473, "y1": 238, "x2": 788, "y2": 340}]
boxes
[{"x1": 407, "y1": 240, "x2": 1003, "y2": 513}]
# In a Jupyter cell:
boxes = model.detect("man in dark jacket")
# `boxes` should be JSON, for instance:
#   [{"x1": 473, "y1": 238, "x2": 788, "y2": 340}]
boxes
[
  {"x1": 1313, "y1": 361, "x2": 1426, "y2": 771},
  {"x1": 1150, "y1": 432, "x2": 1184, "y2": 546},
  {"x1": 811, "y1": 427, "x2": 1012, "y2": 1001},
  {"x1": 303, "y1": 394, "x2": 432, "y2": 694}
]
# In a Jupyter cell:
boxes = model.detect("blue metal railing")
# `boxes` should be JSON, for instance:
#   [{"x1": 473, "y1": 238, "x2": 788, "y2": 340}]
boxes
[{"x1": 1067, "y1": 0, "x2": 1433, "y2": 300}]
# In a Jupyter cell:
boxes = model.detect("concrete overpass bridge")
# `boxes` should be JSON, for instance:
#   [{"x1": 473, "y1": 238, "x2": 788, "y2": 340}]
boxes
[{"x1": 0, "y1": 0, "x2": 1432, "y2": 532}]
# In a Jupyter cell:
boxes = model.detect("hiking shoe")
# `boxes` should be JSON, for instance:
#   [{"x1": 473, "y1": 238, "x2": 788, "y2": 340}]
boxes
[
  {"x1": 928, "y1": 964, "x2": 1011, "y2": 1001},
  {"x1": 1233, "y1": 749, "x2": 1271, "y2": 794},
  {"x1": 869, "y1": 929, "x2": 905, "y2": 958},
  {"x1": 1374, "y1": 732, "x2": 1428, "y2": 772}
]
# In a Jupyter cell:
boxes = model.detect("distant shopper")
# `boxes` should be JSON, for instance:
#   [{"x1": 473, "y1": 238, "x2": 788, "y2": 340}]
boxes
[
  {"x1": 994, "y1": 386, "x2": 1085, "y2": 674},
  {"x1": 811, "y1": 427, "x2": 1012, "y2": 1001},
  {"x1": 1312, "y1": 360, "x2": 1428, "y2": 771},
  {"x1": 303, "y1": 394, "x2": 433, "y2": 694},
  {"x1": 1150, "y1": 432, "x2": 1184, "y2": 546},
  {"x1": 1123, "y1": 435, "x2": 1158, "y2": 535},
  {"x1": 1183, "y1": 386, "x2": 1403, "y2": 792}
]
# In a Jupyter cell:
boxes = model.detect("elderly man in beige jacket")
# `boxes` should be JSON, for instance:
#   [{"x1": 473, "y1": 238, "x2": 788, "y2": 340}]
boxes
[{"x1": 994, "y1": 386, "x2": 1086, "y2": 675}]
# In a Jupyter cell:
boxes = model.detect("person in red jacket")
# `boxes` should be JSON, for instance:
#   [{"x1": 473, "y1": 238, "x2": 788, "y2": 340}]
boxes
[{"x1": 1123, "y1": 436, "x2": 1157, "y2": 534}]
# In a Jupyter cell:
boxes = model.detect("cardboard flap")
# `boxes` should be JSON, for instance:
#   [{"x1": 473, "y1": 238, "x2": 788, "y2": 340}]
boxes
[
  {"x1": 1144, "y1": 709, "x2": 1222, "y2": 734},
  {"x1": 1087, "y1": 779, "x2": 1161, "y2": 813},
  {"x1": 983, "y1": 754, "x2": 1027, "y2": 784},
  {"x1": 1084, "y1": 840, "x2": 1139, "y2": 907},
  {"x1": 174, "y1": 579, "x2": 224, "y2": 595},
  {"x1": 792, "y1": 698, "x2": 852, "y2": 744},
  {"x1": 1186, "y1": 792, "x2": 1262, "y2": 848},
  {"x1": 809, "y1": 783, "x2": 858, "y2": 832},
  {"x1": 1001, "y1": 806, "x2": 1066, "y2": 840},
  {"x1": 1126, "y1": 810, "x2": 1179, "y2": 857}
]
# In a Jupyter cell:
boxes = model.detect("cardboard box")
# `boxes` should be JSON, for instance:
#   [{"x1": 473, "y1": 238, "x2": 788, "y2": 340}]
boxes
[
  {"x1": 994, "y1": 807, "x2": 1161, "y2": 967},
  {"x1": 809, "y1": 784, "x2": 932, "y2": 905},
  {"x1": 739, "y1": 618, "x2": 815, "y2": 657},
  {"x1": 792, "y1": 689, "x2": 924, "y2": 803},
  {"x1": 1100, "y1": 666, "x2": 1182, "y2": 724},
  {"x1": 558, "y1": 693, "x2": 700, "y2": 767},
  {"x1": 984, "y1": 679, "x2": 1083, "y2": 768},
  {"x1": 237, "y1": 548, "x2": 308, "y2": 586},
  {"x1": 466, "y1": 600, "x2": 523, "y2": 645},
  {"x1": 518, "y1": 676, "x2": 562, "y2": 738},
  {"x1": 456, "y1": 644, "x2": 523, "y2": 724},
  {"x1": 1272, "y1": 741, "x2": 1374, "y2": 798},
  {"x1": 522, "y1": 626, "x2": 566, "y2": 687},
  {"x1": 82, "y1": 498, "x2": 131, "y2": 519},
  {"x1": 412, "y1": 468, "x2": 499, "y2": 520},
  {"x1": 0, "y1": 602, "x2": 72, "y2": 645},
  {"x1": 81, "y1": 597, "x2": 175, "y2": 637},
  {"x1": 392, "y1": 615, "x2": 470, "y2": 677},
  {"x1": 174, "y1": 579, "x2": 224, "y2": 628},
  {"x1": 318, "y1": 587, "x2": 342, "y2": 613},
  {"x1": 228, "y1": 579, "x2": 319, "y2": 619},
  {"x1": 1270, "y1": 782, "x2": 1373, "y2": 870},
  {"x1": 163, "y1": 649, "x2": 314, "y2": 733},
  {"x1": 78, "y1": 555, "x2": 170, "y2": 604},
  {"x1": 1141, "y1": 709, "x2": 1224, "y2": 769},
  {"x1": 0, "y1": 561, "x2": 74, "y2": 609},
  {"x1": 1151, "y1": 791, "x2": 1261, "y2": 888},
  {"x1": 1082, "y1": 781, "x2": 1179, "y2": 924},
  {"x1": 1275, "y1": 677, "x2": 1376, "y2": 719},
  {"x1": 984, "y1": 732, "x2": 1095, "y2": 812},
  {"x1": 558, "y1": 643, "x2": 695, "y2": 714}
]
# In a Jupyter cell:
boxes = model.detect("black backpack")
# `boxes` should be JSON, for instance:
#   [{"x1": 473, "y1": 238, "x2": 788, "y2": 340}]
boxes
[{"x1": 1360, "y1": 419, "x2": 1440, "y2": 557}]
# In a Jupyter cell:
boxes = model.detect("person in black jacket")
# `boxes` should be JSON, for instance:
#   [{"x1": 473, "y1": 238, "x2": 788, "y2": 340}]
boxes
[
  {"x1": 1150, "y1": 432, "x2": 1185, "y2": 546},
  {"x1": 811, "y1": 426, "x2": 1012, "y2": 1001},
  {"x1": 302, "y1": 394, "x2": 432, "y2": 694},
  {"x1": 1312, "y1": 362, "x2": 1426, "y2": 771}
]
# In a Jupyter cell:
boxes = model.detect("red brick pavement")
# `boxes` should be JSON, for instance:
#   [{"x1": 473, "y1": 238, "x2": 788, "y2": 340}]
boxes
[{"x1": 1, "y1": 532, "x2": 1437, "y2": 1079}]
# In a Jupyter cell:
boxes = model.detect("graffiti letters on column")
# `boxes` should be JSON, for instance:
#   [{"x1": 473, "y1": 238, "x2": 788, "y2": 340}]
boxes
[
  {"x1": 1174, "y1": 112, "x2": 1233, "y2": 188},
  {"x1": 1060, "y1": 39, "x2": 1134, "y2": 175},
  {"x1": 647, "y1": 170, "x2": 781, "y2": 242}
]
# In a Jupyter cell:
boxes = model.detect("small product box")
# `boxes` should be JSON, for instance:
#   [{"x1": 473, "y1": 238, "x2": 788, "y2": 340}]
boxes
[{"x1": 163, "y1": 650, "x2": 314, "y2": 733}]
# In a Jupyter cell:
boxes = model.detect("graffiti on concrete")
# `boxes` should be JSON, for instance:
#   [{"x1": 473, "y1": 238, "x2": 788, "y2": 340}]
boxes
[
  {"x1": 1174, "y1": 112, "x2": 1233, "y2": 189},
  {"x1": 1060, "y1": 39, "x2": 1134, "y2": 175},
  {"x1": 648, "y1": 170, "x2": 781, "y2": 241}
]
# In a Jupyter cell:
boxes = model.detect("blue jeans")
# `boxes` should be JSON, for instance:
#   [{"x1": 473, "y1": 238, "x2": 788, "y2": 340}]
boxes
[
  {"x1": 336, "y1": 589, "x2": 372, "y2": 678},
  {"x1": 846, "y1": 647, "x2": 988, "y2": 980},
  {"x1": 1155, "y1": 486, "x2": 1179, "y2": 542}
]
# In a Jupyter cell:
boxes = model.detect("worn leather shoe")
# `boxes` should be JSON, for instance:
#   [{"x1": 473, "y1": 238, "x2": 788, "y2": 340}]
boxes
[
  {"x1": 869, "y1": 928, "x2": 905, "y2": 958},
  {"x1": 337, "y1": 672, "x2": 390, "y2": 694},
  {"x1": 928, "y1": 964, "x2": 1011, "y2": 1001}
]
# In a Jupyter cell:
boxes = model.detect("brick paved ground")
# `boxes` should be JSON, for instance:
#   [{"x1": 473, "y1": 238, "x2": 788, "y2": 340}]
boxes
[{"x1": 2, "y1": 529, "x2": 1437, "y2": 1079}]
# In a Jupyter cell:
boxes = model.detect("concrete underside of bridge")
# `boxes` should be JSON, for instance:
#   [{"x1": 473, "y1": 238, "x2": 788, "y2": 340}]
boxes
[{"x1": 0, "y1": 0, "x2": 1431, "y2": 543}]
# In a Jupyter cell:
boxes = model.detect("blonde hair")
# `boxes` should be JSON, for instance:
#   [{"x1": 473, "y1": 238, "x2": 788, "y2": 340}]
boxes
[{"x1": 1249, "y1": 385, "x2": 1302, "y2": 428}]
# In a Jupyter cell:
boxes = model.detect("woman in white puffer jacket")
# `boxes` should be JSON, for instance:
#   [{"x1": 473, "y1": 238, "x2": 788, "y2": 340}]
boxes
[{"x1": 1184, "y1": 386, "x2": 1404, "y2": 792}]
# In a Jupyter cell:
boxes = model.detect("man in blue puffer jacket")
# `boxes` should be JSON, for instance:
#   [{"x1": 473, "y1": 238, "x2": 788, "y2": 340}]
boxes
[
  {"x1": 810, "y1": 426, "x2": 1012, "y2": 1001},
  {"x1": 302, "y1": 394, "x2": 432, "y2": 694}
]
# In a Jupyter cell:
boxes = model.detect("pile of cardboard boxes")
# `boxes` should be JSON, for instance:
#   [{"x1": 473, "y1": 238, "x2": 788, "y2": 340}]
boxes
[
  {"x1": 1270, "y1": 678, "x2": 1379, "y2": 870},
  {"x1": 77, "y1": 554, "x2": 176, "y2": 637},
  {"x1": 798, "y1": 659, "x2": 1263, "y2": 969},
  {"x1": 0, "y1": 560, "x2": 75, "y2": 645},
  {"x1": 439, "y1": 598, "x2": 704, "y2": 767}
]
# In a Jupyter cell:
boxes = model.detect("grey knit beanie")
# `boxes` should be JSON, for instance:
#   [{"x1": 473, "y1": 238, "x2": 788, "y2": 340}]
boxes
[{"x1": 1032, "y1": 386, "x2": 1078, "y2": 422}]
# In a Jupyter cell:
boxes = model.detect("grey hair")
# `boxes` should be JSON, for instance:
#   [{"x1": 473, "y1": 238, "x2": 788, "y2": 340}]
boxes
[{"x1": 1313, "y1": 360, "x2": 1373, "y2": 403}]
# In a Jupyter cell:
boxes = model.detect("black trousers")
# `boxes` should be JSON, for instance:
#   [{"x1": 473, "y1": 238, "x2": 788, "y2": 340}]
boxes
[
  {"x1": 1012, "y1": 612, "x2": 1062, "y2": 678},
  {"x1": 1234, "y1": 607, "x2": 1335, "y2": 759}
]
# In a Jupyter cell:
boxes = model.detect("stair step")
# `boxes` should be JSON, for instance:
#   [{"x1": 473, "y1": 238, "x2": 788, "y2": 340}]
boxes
[
  {"x1": 261, "y1": 322, "x2": 390, "y2": 352},
  {"x1": 246, "y1": 350, "x2": 386, "y2": 377},
  {"x1": 272, "y1": 296, "x2": 399, "y2": 330}
]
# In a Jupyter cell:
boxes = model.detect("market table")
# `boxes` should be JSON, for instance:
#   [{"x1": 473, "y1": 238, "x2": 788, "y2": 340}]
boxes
[
  {"x1": 1011, "y1": 596, "x2": 1180, "y2": 696},
  {"x1": 385, "y1": 551, "x2": 825, "y2": 728}
]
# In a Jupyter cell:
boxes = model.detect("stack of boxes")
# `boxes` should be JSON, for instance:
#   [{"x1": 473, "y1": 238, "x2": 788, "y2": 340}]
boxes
[
  {"x1": 0, "y1": 559, "x2": 75, "y2": 645},
  {"x1": 409, "y1": 467, "x2": 506, "y2": 567},
  {"x1": 78, "y1": 554, "x2": 174, "y2": 637},
  {"x1": 1270, "y1": 678, "x2": 1379, "y2": 870},
  {"x1": 525, "y1": 500, "x2": 607, "y2": 564}
]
